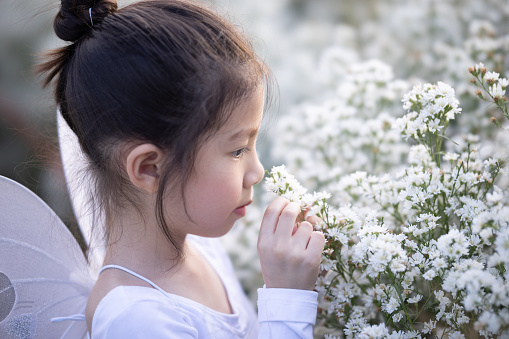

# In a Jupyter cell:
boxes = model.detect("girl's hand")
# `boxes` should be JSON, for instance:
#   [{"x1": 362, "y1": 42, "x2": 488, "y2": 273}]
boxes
[{"x1": 257, "y1": 197, "x2": 326, "y2": 291}]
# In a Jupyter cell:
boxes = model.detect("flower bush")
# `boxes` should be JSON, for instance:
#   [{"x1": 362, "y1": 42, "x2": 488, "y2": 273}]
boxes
[
  {"x1": 265, "y1": 68, "x2": 509, "y2": 338},
  {"x1": 213, "y1": 1, "x2": 509, "y2": 337}
]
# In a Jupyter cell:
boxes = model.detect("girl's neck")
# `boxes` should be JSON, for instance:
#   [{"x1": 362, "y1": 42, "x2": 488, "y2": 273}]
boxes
[{"x1": 102, "y1": 210, "x2": 188, "y2": 279}]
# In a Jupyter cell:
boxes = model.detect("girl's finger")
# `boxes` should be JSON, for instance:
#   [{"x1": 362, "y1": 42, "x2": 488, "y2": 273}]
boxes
[
  {"x1": 259, "y1": 197, "x2": 290, "y2": 238},
  {"x1": 305, "y1": 214, "x2": 322, "y2": 229},
  {"x1": 274, "y1": 202, "x2": 301, "y2": 239},
  {"x1": 292, "y1": 221, "x2": 313, "y2": 248},
  {"x1": 306, "y1": 231, "x2": 326, "y2": 258}
]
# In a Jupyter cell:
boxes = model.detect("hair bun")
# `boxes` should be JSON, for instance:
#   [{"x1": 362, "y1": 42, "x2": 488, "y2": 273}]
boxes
[{"x1": 54, "y1": 0, "x2": 118, "y2": 42}]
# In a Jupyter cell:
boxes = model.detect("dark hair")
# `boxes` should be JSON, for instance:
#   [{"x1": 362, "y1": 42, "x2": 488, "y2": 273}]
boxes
[{"x1": 38, "y1": 0, "x2": 273, "y2": 261}]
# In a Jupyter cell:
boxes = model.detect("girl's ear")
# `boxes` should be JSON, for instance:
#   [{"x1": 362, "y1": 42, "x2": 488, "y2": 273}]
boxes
[{"x1": 125, "y1": 144, "x2": 164, "y2": 194}]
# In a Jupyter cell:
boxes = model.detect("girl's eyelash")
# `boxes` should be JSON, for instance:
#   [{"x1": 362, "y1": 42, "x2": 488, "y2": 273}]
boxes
[{"x1": 232, "y1": 147, "x2": 249, "y2": 158}]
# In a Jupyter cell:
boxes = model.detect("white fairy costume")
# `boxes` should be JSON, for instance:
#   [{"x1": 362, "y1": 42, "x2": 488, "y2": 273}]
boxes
[{"x1": 0, "y1": 112, "x2": 318, "y2": 338}]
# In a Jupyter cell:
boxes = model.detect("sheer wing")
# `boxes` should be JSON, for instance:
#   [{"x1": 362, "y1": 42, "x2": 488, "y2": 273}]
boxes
[
  {"x1": 58, "y1": 110, "x2": 105, "y2": 272},
  {"x1": 0, "y1": 175, "x2": 92, "y2": 339}
]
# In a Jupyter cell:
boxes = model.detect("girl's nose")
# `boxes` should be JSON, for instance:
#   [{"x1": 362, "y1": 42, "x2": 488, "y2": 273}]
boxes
[{"x1": 244, "y1": 153, "x2": 265, "y2": 188}]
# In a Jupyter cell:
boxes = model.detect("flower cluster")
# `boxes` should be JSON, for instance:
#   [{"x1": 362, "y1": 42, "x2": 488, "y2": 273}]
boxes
[
  {"x1": 469, "y1": 62, "x2": 509, "y2": 125},
  {"x1": 273, "y1": 60, "x2": 410, "y2": 192},
  {"x1": 394, "y1": 82, "x2": 462, "y2": 165},
  {"x1": 265, "y1": 69, "x2": 509, "y2": 338}
]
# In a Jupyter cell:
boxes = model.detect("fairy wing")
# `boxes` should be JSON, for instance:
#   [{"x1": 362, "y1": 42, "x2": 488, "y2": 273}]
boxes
[
  {"x1": 57, "y1": 110, "x2": 105, "y2": 273},
  {"x1": 0, "y1": 175, "x2": 92, "y2": 339}
]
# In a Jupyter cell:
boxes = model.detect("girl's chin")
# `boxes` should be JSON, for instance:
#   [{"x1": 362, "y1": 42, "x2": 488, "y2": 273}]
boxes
[{"x1": 188, "y1": 220, "x2": 238, "y2": 238}]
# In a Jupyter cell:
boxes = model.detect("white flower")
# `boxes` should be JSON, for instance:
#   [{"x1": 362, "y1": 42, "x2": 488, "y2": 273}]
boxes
[
  {"x1": 327, "y1": 228, "x2": 349, "y2": 245},
  {"x1": 479, "y1": 228, "x2": 493, "y2": 242},
  {"x1": 382, "y1": 296, "x2": 401, "y2": 314},
  {"x1": 392, "y1": 313, "x2": 403, "y2": 323},
  {"x1": 484, "y1": 71, "x2": 500, "y2": 83},
  {"x1": 488, "y1": 227, "x2": 509, "y2": 268},
  {"x1": 495, "y1": 228, "x2": 509, "y2": 253},
  {"x1": 408, "y1": 145, "x2": 432, "y2": 165},
  {"x1": 498, "y1": 78, "x2": 509, "y2": 88},
  {"x1": 407, "y1": 294, "x2": 422, "y2": 304},
  {"x1": 344, "y1": 315, "x2": 368, "y2": 337},
  {"x1": 447, "y1": 331, "x2": 465, "y2": 339},
  {"x1": 320, "y1": 258, "x2": 335, "y2": 272},
  {"x1": 444, "y1": 152, "x2": 459, "y2": 161},
  {"x1": 401, "y1": 271, "x2": 416, "y2": 289},
  {"x1": 483, "y1": 157, "x2": 499, "y2": 168},
  {"x1": 359, "y1": 324, "x2": 389, "y2": 338},
  {"x1": 390, "y1": 260, "x2": 406, "y2": 273},
  {"x1": 436, "y1": 229, "x2": 469, "y2": 259},
  {"x1": 409, "y1": 252, "x2": 425, "y2": 267},
  {"x1": 489, "y1": 83, "x2": 505, "y2": 98},
  {"x1": 435, "y1": 290, "x2": 451, "y2": 309},
  {"x1": 423, "y1": 269, "x2": 437, "y2": 280},
  {"x1": 427, "y1": 118, "x2": 443, "y2": 133},
  {"x1": 474, "y1": 62, "x2": 485, "y2": 72},
  {"x1": 455, "y1": 197, "x2": 487, "y2": 222},
  {"x1": 313, "y1": 191, "x2": 332, "y2": 201},
  {"x1": 477, "y1": 311, "x2": 502, "y2": 334},
  {"x1": 433, "y1": 257, "x2": 447, "y2": 270},
  {"x1": 423, "y1": 320, "x2": 436, "y2": 334},
  {"x1": 405, "y1": 239, "x2": 418, "y2": 249},
  {"x1": 265, "y1": 165, "x2": 308, "y2": 206}
]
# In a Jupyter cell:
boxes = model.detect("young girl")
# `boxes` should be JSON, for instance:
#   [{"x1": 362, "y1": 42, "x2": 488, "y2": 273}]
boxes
[{"x1": 39, "y1": 0, "x2": 325, "y2": 337}]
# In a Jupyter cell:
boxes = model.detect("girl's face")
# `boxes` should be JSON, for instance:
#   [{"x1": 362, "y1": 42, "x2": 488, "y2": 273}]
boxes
[{"x1": 167, "y1": 89, "x2": 265, "y2": 238}]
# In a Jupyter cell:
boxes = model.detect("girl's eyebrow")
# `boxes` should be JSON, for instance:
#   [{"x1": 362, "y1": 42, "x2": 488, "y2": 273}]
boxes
[{"x1": 227, "y1": 128, "x2": 259, "y2": 142}]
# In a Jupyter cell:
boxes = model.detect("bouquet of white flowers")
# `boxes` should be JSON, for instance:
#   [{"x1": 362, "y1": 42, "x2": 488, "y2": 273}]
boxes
[{"x1": 266, "y1": 65, "x2": 509, "y2": 338}]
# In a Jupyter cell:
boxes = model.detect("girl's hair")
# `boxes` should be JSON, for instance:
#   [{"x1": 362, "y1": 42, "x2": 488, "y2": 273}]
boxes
[{"x1": 38, "y1": 0, "x2": 273, "y2": 261}]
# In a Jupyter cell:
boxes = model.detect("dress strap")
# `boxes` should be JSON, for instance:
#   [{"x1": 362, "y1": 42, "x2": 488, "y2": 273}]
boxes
[{"x1": 99, "y1": 264, "x2": 168, "y2": 297}]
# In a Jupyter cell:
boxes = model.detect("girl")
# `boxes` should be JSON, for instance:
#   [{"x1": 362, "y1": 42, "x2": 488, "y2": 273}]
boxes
[{"x1": 39, "y1": 0, "x2": 325, "y2": 337}]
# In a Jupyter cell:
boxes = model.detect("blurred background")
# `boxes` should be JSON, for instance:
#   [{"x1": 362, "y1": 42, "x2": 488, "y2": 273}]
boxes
[
  {"x1": 0, "y1": 0, "x2": 78, "y2": 240},
  {"x1": 1, "y1": 0, "x2": 508, "y2": 255}
]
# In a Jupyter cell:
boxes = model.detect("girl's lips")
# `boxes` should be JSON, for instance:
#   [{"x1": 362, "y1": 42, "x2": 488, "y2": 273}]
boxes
[{"x1": 233, "y1": 201, "x2": 252, "y2": 216}]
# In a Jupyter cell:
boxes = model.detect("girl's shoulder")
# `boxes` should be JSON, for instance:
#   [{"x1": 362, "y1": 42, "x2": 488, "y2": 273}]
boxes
[
  {"x1": 90, "y1": 285, "x2": 198, "y2": 338},
  {"x1": 86, "y1": 263, "x2": 202, "y2": 335},
  {"x1": 87, "y1": 237, "x2": 247, "y2": 338},
  {"x1": 85, "y1": 267, "x2": 158, "y2": 334}
]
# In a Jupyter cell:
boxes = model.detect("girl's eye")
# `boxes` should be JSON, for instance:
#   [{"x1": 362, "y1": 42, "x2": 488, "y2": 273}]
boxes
[{"x1": 232, "y1": 148, "x2": 248, "y2": 158}]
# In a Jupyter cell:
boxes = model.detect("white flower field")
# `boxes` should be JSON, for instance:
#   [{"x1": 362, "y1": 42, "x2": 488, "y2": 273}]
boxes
[{"x1": 220, "y1": 1, "x2": 509, "y2": 338}]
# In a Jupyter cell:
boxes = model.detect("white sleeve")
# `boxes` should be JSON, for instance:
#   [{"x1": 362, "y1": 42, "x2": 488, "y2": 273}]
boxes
[
  {"x1": 257, "y1": 287, "x2": 318, "y2": 339},
  {"x1": 91, "y1": 299, "x2": 199, "y2": 339}
]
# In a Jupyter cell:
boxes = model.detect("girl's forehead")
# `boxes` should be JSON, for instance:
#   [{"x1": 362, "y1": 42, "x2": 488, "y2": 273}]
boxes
[
  {"x1": 219, "y1": 90, "x2": 265, "y2": 137},
  {"x1": 225, "y1": 126, "x2": 261, "y2": 143}
]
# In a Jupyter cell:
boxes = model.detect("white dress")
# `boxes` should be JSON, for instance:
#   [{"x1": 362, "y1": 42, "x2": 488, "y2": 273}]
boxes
[{"x1": 90, "y1": 235, "x2": 318, "y2": 338}]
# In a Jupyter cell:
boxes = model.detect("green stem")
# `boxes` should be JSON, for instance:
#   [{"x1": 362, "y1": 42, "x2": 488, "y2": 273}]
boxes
[{"x1": 388, "y1": 270, "x2": 415, "y2": 331}]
